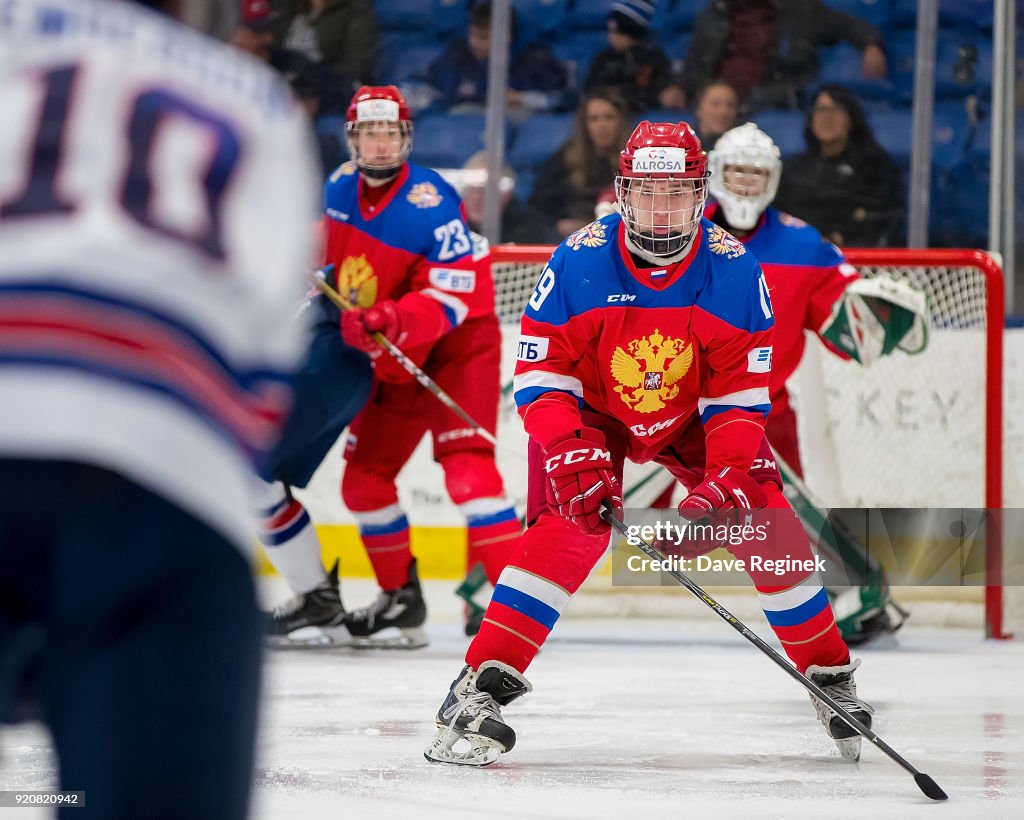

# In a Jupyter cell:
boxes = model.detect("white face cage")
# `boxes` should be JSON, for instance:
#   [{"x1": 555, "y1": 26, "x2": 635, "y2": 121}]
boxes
[
  {"x1": 615, "y1": 175, "x2": 708, "y2": 261},
  {"x1": 345, "y1": 120, "x2": 413, "y2": 179},
  {"x1": 708, "y1": 124, "x2": 781, "y2": 231}
]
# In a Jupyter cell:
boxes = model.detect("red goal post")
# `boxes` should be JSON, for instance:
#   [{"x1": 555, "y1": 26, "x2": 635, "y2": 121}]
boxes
[{"x1": 490, "y1": 244, "x2": 1009, "y2": 638}]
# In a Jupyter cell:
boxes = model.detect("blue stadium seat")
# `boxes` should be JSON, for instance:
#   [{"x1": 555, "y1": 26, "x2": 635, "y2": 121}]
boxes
[
  {"x1": 652, "y1": 0, "x2": 701, "y2": 32},
  {"x1": 866, "y1": 108, "x2": 913, "y2": 168},
  {"x1": 826, "y1": 0, "x2": 890, "y2": 28},
  {"x1": 890, "y1": 30, "x2": 993, "y2": 102},
  {"x1": 377, "y1": 40, "x2": 445, "y2": 85},
  {"x1": 935, "y1": 35, "x2": 992, "y2": 99},
  {"x1": 568, "y1": 0, "x2": 613, "y2": 31},
  {"x1": 930, "y1": 101, "x2": 973, "y2": 170},
  {"x1": 410, "y1": 113, "x2": 512, "y2": 169},
  {"x1": 314, "y1": 115, "x2": 350, "y2": 161},
  {"x1": 818, "y1": 42, "x2": 896, "y2": 102},
  {"x1": 512, "y1": 0, "x2": 570, "y2": 39},
  {"x1": 864, "y1": 107, "x2": 971, "y2": 171},
  {"x1": 375, "y1": 0, "x2": 468, "y2": 36},
  {"x1": 515, "y1": 169, "x2": 537, "y2": 203},
  {"x1": 658, "y1": 28, "x2": 691, "y2": 66},
  {"x1": 889, "y1": 0, "x2": 994, "y2": 31},
  {"x1": 508, "y1": 112, "x2": 575, "y2": 170},
  {"x1": 552, "y1": 30, "x2": 608, "y2": 91},
  {"x1": 750, "y1": 110, "x2": 806, "y2": 157}
]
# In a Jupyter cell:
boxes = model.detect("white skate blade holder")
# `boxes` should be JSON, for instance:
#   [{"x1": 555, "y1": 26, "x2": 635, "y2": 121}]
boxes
[
  {"x1": 424, "y1": 727, "x2": 503, "y2": 766},
  {"x1": 266, "y1": 623, "x2": 352, "y2": 649},
  {"x1": 835, "y1": 736, "x2": 863, "y2": 762},
  {"x1": 349, "y1": 626, "x2": 428, "y2": 650}
]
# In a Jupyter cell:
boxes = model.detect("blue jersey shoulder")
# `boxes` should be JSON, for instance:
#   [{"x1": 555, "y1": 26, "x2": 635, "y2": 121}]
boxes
[
  {"x1": 323, "y1": 162, "x2": 469, "y2": 259},
  {"x1": 698, "y1": 219, "x2": 773, "y2": 333},
  {"x1": 755, "y1": 208, "x2": 844, "y2": 267},
  {"x1": 531, "y1": 214, "x2": 623, "y2": 323}
]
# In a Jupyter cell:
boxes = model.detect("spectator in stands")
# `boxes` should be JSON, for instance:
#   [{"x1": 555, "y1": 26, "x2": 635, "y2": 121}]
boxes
[
  {"x1": 422, "y1": 1, "x2": 570, "y2": 120},
  {"x1": 460, "y1": 152, "x2": 560, "y2": 245},
  {"x1": 775, "y1": 84, "x2": 904, "y2": 247},
  {"x1": 270, "y1": 0, "x2": 378, "y2": 86},
  {"x1": 584, "y1": 1, "x2": 679, "y2": 113},
  {"x1": 682, "y1": 0, "x2": 887, "y2": 110},
  {"x1": 232, "y1": 0, "x2": 352, "y2": 113},
  {"x1": 528, "y1": 87, "x2": 633, "y2": 238},
  {"x1": 694, "y1": 78, "x2": 741, "y2": 148}
]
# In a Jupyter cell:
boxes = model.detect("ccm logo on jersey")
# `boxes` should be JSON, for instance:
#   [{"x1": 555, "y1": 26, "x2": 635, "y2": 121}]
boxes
[
  {"x1": 437, "y1": 428, "x2": 477, "y2": 443},
  {"x1": 428, "y1": 267, "x2": 475, "y2": 292},
  {"x1": 751, "y1": 457, "x2": 777, "y2": 471},
  {"x1": 747, "y1": 346, "x2": 772, "y2": 373},
  {"x1": 544, "y1": 447, "x2": 612, "y2": 472},
  {"x1": 607, "y1": 293, "x2": 637, "y2": 303},
  {"x1": 630, "y1": 414, "x2": 681, "y2": 437},
  {"x1": 516, "y1": 335, "x2": 549, "y2": 362}
]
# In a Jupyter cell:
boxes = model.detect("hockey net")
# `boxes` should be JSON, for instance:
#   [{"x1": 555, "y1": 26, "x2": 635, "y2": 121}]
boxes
[{"x1": 490, "y1": 244, "x2": 1016, "y2": 638}]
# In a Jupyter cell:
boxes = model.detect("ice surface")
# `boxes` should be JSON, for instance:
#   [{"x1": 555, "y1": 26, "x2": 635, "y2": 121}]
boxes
[{"x1": 2, "y1": 579, "x2": 1022, "y2": 819}]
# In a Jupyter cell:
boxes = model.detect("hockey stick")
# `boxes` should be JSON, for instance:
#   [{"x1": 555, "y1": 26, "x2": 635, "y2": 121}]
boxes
[
  {"x1": 310, "y1": 266, "x2": 498, "y2": 448},
  {"x1": 600, "y1": 504, "x2": 948, "y2": 801}
]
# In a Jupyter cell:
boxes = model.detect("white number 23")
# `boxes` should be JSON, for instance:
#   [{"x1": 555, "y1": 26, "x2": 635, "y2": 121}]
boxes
[{"x1": 433, "y1": 219, "x2": 471, "y2": 261}]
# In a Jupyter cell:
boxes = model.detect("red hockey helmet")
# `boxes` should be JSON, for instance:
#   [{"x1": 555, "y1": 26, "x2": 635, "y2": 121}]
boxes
[
  {"x1": 345, "y1": 86, "x2": 413, "y2": 180},
  {"x1": 615, "y1": 121, "x2": 709, "y2": 260}
]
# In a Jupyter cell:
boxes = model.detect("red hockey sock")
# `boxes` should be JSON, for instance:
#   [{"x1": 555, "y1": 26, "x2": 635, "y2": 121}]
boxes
[
  {"x1": 465, "y1": 506, "x2": 522, "y2": 585},
  {"x1": 465, "y1": 512, "x2": 607, "y2": 673},
  {"x1": 746, "y1": 489, "x2": 850, "y2": 672},
  {"x1": 357, "y1": 510, "x2": 413, "y2": 591}
]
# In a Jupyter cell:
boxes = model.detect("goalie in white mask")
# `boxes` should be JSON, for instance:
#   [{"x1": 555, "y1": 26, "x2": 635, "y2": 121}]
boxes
[{"x1": 705, "y1": 123, "x2": 928, "y2": 645}]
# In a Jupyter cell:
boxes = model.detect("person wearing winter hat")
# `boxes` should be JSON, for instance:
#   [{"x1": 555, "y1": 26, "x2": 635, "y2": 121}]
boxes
[{"x1": 584, "y1": 1, "x2": 679, "y2": 113}]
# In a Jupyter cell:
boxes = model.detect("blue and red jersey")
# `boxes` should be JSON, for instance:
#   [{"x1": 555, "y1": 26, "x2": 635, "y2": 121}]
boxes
[
  {"x1": 513, "y1": 213, "x2": 775, "y2": 472},
  {"x1": 706, "y1": 204, "x2": 859, "y2": 404},
  {"x1": 322, "y1": 161, "x2": 493, "y2": 382}
]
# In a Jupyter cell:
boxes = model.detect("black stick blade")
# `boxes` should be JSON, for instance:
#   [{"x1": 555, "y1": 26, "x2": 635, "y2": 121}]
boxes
[{"x1": 914, "y1": 773, "x2": 948, "y2": 801}]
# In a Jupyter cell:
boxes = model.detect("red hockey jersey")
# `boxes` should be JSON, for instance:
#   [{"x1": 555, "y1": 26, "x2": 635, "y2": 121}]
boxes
[
  {"x1": 514, "y1": 214, "x2": 775, "y2": 472},
  {"x1": 322, "y1": 161, "x2": 494, "y2": 382}
]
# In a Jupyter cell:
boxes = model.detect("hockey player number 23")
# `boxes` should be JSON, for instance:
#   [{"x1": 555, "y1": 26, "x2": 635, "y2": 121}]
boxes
[
  {"x1": 434, "y1": 219, "x2": 472, "y2": 261},
  {"x1": 0, "y1": 63, "x2": 241, "y2": 262}
]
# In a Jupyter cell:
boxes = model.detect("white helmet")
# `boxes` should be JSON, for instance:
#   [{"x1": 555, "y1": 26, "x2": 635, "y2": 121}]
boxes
[{"x1": 708, "y1": 123, "x2": 782, "y2": 231}]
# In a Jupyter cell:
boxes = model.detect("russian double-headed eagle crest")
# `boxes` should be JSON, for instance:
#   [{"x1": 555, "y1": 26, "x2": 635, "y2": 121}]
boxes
[
  {"x1": 407, "y1": 182, "x2": 443, "y2": 208},
  {"x1": 610, "y1": 330, "x2": 693, "y2": 413},
  {"x1": 567, "y1": 220, "x2": 608, "y2": 251},
  {"x1": 338, "y1": 254, "x2": 377, "y2": 307},
  {"x1": 706, "y1": 223, "x2": 746, "y2": 259}
]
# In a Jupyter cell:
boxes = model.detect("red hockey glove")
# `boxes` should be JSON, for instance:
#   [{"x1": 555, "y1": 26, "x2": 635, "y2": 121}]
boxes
[
  {"x1": 341, "y1": 301, "x2": 403, "y2": 355},
  {"x1": 677, "y1": 467, "x2": 767, "y2": 518},
  {"x1": 669, "y1": 468, "x2": 768, "y2": 560},
  {"x1": 543, "y1": 428, "x2": 622, "y2": 534}
]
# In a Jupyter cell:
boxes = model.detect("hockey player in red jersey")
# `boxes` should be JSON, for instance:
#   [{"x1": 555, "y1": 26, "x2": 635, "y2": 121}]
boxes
[
  {"x1": 705, "y1": 123, "x2": 927, "y2": 642},
  {"x1": 425, "y1": 121, "x2": 874, "y2": 766},
  {"x1": 262, "y1": 86, "x2": 521, "y2": 647}
]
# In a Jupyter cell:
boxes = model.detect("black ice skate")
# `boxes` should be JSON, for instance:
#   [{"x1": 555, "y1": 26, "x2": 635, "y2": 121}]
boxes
[
  {"x1": 806, "y1": 658, "x2": 875, "y2": 761},
  {"x1": 424, "y1": 661, "x2": 532, "y2": 766},
  {"x1": 265, "y1": 561, "x2": 349, "y2": 647},
  {"x1": 343, "y1": 559, "x2": 428, "y2": 649}
]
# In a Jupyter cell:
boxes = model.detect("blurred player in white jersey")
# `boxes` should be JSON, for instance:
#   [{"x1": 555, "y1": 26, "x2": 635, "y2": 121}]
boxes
[
  {"x1": 706, "y1": 123, "x2": 927, "y2": 643},
  {"x1": 0, "y1": 1, "x2": 319, "y2": 816}
]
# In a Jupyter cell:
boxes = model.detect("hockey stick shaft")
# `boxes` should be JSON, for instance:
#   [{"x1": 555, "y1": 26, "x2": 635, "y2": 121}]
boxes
[
  {"x1": 600, "y1": 505, "x2": 947, "y2": 801},
  {"x1": 310, "y1": 268, "x2": 498, "y2": 448}
]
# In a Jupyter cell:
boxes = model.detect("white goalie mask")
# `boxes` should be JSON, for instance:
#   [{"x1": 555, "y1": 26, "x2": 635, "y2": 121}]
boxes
[{"x1": 708, "y1": 124, "x2": 782, "y2": 231}]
